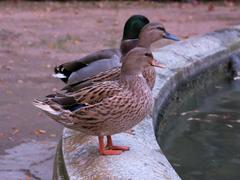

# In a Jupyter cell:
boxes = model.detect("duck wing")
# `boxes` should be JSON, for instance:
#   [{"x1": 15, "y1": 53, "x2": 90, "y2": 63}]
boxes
[
  {"x1": 54, "y1": 49, "x2": 121, "y2": 84},
  {"x1": 62, "y1": 67, "x2": 121, "y2": 92},
  {"x1": 38, "y1": 81, "x2": 122, "y2": 111},
  {"x1": 33, "y1": 82, "x2": 137, "y2": 135}
]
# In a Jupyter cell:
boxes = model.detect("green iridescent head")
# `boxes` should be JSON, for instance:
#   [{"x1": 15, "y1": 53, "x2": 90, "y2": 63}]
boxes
[{"x1": 122, "y1": 15, "x2": 150, "y2": 41}]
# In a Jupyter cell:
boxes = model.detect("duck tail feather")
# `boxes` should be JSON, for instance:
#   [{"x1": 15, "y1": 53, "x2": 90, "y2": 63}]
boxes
[
  {"x1": 52, "y1": 73, "x2": 66, "y2": 79},
  {"x1": 33, "y1": 99, "x2": 61, "y2": 116}
]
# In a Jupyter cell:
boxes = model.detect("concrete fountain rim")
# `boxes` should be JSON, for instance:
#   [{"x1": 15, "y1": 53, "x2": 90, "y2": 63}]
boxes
[{"x1": 57, "y1": 25, "x2": 240, "y2": 180}]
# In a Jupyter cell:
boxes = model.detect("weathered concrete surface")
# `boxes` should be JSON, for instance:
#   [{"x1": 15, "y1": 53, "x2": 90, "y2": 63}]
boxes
[
  {"x1": 60, "y1": 25, "x2": 240, "y2": 180},
  {"x1": 63, "y1": 117, "x2": 179, "y2": 180},
  {"x1": 0, "y1": 140, "x2": 57, "y2": 180}
]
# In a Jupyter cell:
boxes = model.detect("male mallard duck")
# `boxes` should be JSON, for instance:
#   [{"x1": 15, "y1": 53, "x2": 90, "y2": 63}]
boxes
[
  {"x1": 63, "y1": 22, "x2": 179, "y2": 92},
  {"x1": 53, "y1": 15, "x2": 150, "y2": 85},
  {"x1": 33, "y1": 47, "x2": 165, "y2": 155}
]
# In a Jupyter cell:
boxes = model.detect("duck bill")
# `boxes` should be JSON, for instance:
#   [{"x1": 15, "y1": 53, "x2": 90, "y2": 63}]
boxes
[
  {"x1": 163, "y1": 32, "x2": 180, "y2": 41},
  {"x1": 150, "y1": 59, "x2": 166, "y2": 68}
]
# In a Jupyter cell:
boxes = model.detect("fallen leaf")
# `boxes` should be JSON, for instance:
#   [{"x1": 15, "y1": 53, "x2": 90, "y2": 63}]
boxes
[
  {"x1": 17, "y1": 79, "x2": 24, "y2": 84},
  {"x1": 74, "y1": 40, "x2": 80, "y2": 45},
  {"x1": 34, "y1": 129, "x2": 47, "y2": 135},
  {"x1": 159, "y1": 18, "x2": 167, "y2": 22},
  {"x1": 97, "y1": 19, "x2": 103, "y2": 23},
  {"x1": 8, "y1": 136, "x2": 15, "y2": 141},
  {"x1": 11, "y1": 127, "x2": 20, "y2": 135},
  {"x1": 49, "y1": 134, "x2": 56, "y2": 137},
  {"x1": 2, "y1": 65, "x2": 12, "y2": 71},
  {"x1": 39, "y1": 141, "x2": 47, "y2": 144},
  {"x1": 48, "y1": 43, "x2": 54, "y2": 49},
  {"x1": 38, "y1": 129, "x2": 46, "y2": 134},
  {"x1": 208, "y1": 4, "x2": 215, "y2": 11},
  {"x1": 0, "y1": 133, "x2": 4, "y2": 138},
  {"x1": 182, "y1": 35, "x2": 189, "y2": 39}
]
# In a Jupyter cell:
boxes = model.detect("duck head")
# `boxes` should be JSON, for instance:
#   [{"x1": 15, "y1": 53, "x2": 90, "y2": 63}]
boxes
[
  {"x1": 121, "y1": 47, "x2": 165, "y2": 76},
  {"x1": 121, "y1": 15, "x2": 150, "y2": 55},
  {"x1": 122, "y1": 15, "x2": 150, "y2": 41},
  {"x1": 138, "y1": 22, "x2": 179, "y2": 47}
]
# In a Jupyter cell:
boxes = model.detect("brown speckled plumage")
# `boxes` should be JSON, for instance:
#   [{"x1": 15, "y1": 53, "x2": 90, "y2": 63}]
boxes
[
  {"x1": 33, "y1": 48, "x2": 161, "y2": 136},
  {"x1": 68, "y1": 77, "x2": 152, "y2": 136}
]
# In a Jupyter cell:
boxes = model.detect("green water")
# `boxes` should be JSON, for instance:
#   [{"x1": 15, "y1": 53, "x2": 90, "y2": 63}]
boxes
[{"x1": 157, "y1": 78, "x2": 240, "y2": 180}]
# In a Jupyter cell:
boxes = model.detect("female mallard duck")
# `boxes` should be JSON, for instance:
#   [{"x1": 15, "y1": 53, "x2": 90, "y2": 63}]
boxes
[
  {"x1": 63, "y1": 22, "x2": 179, "y2": 92},
  {"x1": 53, "y1": 15, "x2": 150, "y2": 84},
  {"x1": 33, "y1": 47, "x2": 165, "y2": 155}
]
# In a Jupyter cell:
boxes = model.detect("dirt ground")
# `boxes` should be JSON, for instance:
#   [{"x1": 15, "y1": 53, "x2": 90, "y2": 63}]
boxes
[{"x1": 0, "y1": 1, "x2": 240, "y2": 179}]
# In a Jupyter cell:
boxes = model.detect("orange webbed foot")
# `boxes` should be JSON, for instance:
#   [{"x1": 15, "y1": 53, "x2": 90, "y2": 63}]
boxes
[
  {"x1": 98, "y1": 135, "x2": 130, "y2": 156},
  {"x1": 106, "y1": 135, "x2": 130, "y2": 151},
  {"x1": 99, "y1": 149, "x2": 123, "y2": 155},
  {"x1": 106, "y1": 145, "x2": 130, "y2": 151}
]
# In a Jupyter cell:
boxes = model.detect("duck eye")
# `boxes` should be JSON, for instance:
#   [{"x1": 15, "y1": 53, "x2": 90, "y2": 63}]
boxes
[{"x1": 144, "y1": 53, "x2": 153, "y2": 58}]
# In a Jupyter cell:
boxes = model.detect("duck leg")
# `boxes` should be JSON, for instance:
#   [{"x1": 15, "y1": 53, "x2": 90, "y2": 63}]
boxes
[
  {"x1": 98, "y1": 136, "x2": 122, "y2": 155},
  {"x1": 106, "y1": 135, "x2": 130, "y2": 151}
]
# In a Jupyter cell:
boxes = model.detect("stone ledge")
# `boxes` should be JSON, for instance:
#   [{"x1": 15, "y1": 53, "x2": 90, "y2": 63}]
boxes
[
  {"x1": 63, "y1": 118, "x2": 179, "y2": 180},
  {"x1": 60, "y1": 25, "x2": 240, "y2": 180}
]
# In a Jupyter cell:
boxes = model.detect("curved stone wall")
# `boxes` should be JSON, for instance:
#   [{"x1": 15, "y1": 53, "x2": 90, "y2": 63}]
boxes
[{"x1": 58, "y1": 25, "x2": 240, "y2": 180}]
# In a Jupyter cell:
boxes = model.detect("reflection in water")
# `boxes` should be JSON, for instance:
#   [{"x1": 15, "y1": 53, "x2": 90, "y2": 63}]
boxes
[
  {"x1": 231, "y1": 54, "x2": 240, "y2": 80},
  {"x1": 158, "y1": 78, "x2": 240, "y2": 180}
]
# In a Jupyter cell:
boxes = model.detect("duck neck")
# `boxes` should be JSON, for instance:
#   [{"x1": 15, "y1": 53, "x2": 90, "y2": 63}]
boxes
[
  {"x1": 120, "y1": 72, "x2": 148, "y2": 92},
  {"x1": 137, "y1": 37, "x2": 152, "y2": 49},
  {"x1": 120, "y1": 39, "x2": 139, "y2": 56}
]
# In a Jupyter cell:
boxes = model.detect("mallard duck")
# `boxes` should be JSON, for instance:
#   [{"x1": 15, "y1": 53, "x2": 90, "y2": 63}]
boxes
[
  {"x1": 53, "y1": 15, "x2": 150, "y2": 84},
  {"x1": 33, "y1": 47, "x2": 165, "y2": 155},
  {"x1": 62, "y1": 22, "x2": 179, "y2": 92}
]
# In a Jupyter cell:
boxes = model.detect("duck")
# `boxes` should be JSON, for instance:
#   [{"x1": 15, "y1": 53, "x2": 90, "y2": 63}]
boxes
[
  {"x1": 53, "y1": 15, "x2": 150, "y2": 85},
  {"x1": 62, "y1": 22, "x2": 179, "y2": 92},
  {"x1": 33, "y1": 47, "x2": 165, "y2": 155}
]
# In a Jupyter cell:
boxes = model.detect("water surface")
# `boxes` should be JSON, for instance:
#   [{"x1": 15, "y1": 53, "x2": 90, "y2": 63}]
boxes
[{"x1": 157, "y1": 78, "x2": 240, "y2": 180}]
